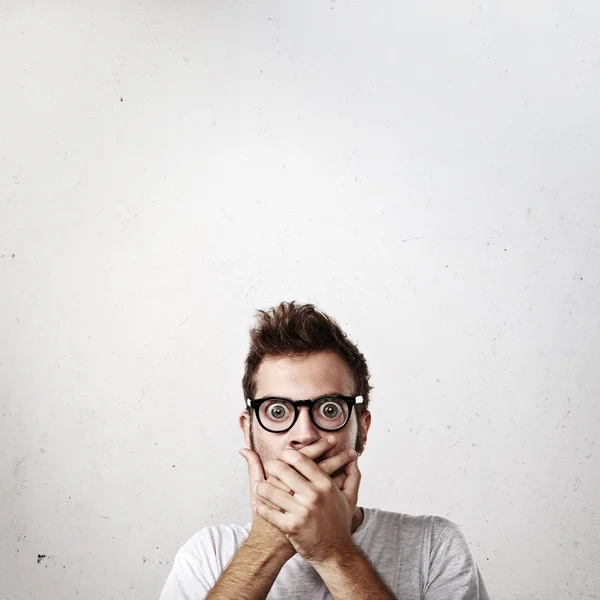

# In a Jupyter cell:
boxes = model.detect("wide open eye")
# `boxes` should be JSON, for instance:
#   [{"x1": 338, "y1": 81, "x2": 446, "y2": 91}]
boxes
[
  {"x1": 259, "y1": 399, "x2": 294, "y2": 430},
  {"x1": 314, "y1": 397, "x2": 348, "y2": 428}
]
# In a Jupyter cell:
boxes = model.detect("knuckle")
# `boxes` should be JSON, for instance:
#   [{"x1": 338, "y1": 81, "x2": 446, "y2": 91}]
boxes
[
  {"x1": 288, "y1": 519, "x2": 300, "y2": 535},
  {"x1": 306, "y1": 490, "x2": 320, "y2": 507},
  {"x1": 316, "y1": 480, "x2": 333, "y2": 496},
  {"x1": 299, "y1": 506, "x2": 311, "y2": 521}
]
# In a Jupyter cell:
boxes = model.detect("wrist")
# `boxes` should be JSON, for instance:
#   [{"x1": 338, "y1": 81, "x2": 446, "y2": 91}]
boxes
[
  {"x1": 309, "y1": 539, "x2": 360, "y2": 571},
  {"x1": 246, "y1": 531, "x2": 296, "y2": 563}
]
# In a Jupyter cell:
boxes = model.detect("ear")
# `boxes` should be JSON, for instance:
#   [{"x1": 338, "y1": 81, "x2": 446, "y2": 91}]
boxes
[
  {"x1": 239, "y1": 411, "x2": 251, "y2": 447},
  {"x1": 360, "y1": 410, "x2": 371, "y2": 446}
]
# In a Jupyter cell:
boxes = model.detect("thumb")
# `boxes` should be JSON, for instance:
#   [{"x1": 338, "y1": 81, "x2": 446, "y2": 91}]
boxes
[
  {"x1": 341, "y1": 455, "x2": 361, "y2": 509},
  {"x1": 239, "y1": 448, "x2": 266, "y2": 502}
]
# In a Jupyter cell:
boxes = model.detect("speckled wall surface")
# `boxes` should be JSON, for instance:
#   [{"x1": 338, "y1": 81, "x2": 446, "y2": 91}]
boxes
[{"x1": 1, "y1": 2, "x2": 599, "y2": 599}]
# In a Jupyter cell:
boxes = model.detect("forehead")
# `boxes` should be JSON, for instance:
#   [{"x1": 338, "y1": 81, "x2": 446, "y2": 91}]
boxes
[{"x1": 255, "y1": 351, "x2": 354, "y2": 399}]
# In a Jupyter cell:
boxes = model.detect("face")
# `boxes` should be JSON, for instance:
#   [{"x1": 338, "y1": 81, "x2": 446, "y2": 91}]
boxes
[{"x1": 239, "y1": 351, "x2": 371, "y2": 468}]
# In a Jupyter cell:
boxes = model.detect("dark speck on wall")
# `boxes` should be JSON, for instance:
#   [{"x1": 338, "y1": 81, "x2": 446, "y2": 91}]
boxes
[
  {"x1": 12, "y1": 254, "x2": 15, "y2": 258},
  {"x1": 37, "y1": 554, "x2": 46, "y2": 564}
]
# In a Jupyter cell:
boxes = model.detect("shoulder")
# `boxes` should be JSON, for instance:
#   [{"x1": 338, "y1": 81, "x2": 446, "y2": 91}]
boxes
[
  {"x1": 369, "y1": 510, "x2": 487, "y2": 595},
  {"x1": 420, "y1": 514, "x2": 463, "y2": 547},
  {"x1": 397, "y1": 512, "x2": 468, "y2": 554},
  {"x1": 159, "y1": 523, "x2": 251, "y2": 599},
  {"x1": 365, "y1": 507, "x2": 458, "y2": 541},
  {"x1": 176, "y1": 522, "x2": 251, "y2": 562},
  {"x1": 363, "y1": 508, "x2": 469, "y2": 559}
]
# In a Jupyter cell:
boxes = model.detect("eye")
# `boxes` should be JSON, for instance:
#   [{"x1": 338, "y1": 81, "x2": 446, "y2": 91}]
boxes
[
  {"x1": 263, "y1": 401, "x2": 292, "y2": 421},
  {"x1": 318, "y1": 400, "x2": 342, "y2": 419}
]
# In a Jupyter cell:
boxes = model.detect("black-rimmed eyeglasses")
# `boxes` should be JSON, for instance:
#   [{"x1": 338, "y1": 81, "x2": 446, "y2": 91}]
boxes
[{"x1": 246, "y1": 394, "x2": 363, "y2": 434}]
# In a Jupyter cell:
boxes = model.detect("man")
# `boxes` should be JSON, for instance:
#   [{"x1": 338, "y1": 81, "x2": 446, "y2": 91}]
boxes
[{"x1": 159, "y1": 301, "x2": 490, "y2": 599}]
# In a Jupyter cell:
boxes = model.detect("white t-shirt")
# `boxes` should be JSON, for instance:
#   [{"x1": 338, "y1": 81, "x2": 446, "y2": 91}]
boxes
[{"x1": 159, "y1": 507, "x2": 490, "y2": 599}]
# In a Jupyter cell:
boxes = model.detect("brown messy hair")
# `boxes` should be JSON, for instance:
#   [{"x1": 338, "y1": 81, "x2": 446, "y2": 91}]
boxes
[{"x1": 242, "y1": 301, "x2": 374, "y2": 420}]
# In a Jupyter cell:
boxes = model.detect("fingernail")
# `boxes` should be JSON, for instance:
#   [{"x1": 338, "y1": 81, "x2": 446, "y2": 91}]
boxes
[
  {"x1": 327, "y1": 435, "x2": 336, "y2": 443},
  {"x1": 254, "y1": 481, "x2": 260, "y2": 493},
  {"x1": 348, "y1": 449, "x2": 357, "y2": 458}
]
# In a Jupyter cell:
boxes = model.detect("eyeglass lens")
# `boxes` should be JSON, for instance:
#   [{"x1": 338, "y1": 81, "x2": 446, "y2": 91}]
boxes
[{"x1": 258, "y1": 397, "x2": 350, "y2": 432}]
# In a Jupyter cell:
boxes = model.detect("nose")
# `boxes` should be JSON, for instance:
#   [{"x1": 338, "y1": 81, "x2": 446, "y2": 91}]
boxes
[{"x1": 288, "y1": 406, "x2": 320, "y2": 447}]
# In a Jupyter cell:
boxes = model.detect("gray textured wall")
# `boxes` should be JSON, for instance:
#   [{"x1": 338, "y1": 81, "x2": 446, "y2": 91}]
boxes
[{"x1": 1, "y1": 1, "x2": 599, "y2": 599}]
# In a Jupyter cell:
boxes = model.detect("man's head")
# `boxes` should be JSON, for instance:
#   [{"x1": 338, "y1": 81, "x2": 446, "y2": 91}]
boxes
[{"x1": 239, "y1": 301, "x2": 373, "y2": 467}]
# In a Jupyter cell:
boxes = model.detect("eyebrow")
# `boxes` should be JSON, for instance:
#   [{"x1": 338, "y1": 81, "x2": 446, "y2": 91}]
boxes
[{"x1": 258, "y1": 391, "x2": 346, "y2": 401}]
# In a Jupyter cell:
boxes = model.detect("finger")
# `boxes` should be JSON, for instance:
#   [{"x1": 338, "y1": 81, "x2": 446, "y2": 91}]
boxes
[
  {"x1": 264, "y1": 458, "x2": 308, "y2": 495},
  {"x1": 267, "y1": 474, "x2": 294, "y2": 498},
  {"x1": 268, "y1": 442, "x2": 347, "y2": 495},
  {"x1": 260, "y1": 437, "x2": 335, "y2": 497},
  {"x1": 332, "y1": 472, "x2": 346, "y2": 490},
  {"x1": 239, "y1": 450, "x2": 287, "y2": 514},
  {"x1": 276, "y1": 449, "x2": 332, "y2": 492},
  {"x1": 243, "y1": 436, "x2": 337, "y2": 502},
  {"x1": 267, "y1": 475, "x2": 291, "y2": 492},
  {"x1": 341, "y1": 455, "x2": 361, "y2": 508},
  {"x1": 260, "y1": 476, "x2": 289, "y2": 510},
  {"x1": 256, "y1": 481, "x2": 298, "y2": 513},
  {"x1": 297, "y1": 435, "x2": 337, "y2": 462},
  {"x1": 317, "y1": 448, "x2": 358, "y2": 478},
  {"x1": 260, "y1": 495, "x2": 286, "y2": 512},
  {"x1": 239, "y1": 448, "x2": 266, "y2": 504},
  {"x1": 253, "y1": 500, "x2": 289, "y2": 532}
]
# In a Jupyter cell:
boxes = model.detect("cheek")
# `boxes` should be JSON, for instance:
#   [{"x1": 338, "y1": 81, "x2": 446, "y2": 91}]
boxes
[
  {"x1": 332, "y1": 426, "x2": 356, "y2": 451},
  {"x1": 254, "y1": 434, "x2": 286, "y2": 462},
  {"x1": 345, "y1": 418, "x2": 359, "y2": 440}
]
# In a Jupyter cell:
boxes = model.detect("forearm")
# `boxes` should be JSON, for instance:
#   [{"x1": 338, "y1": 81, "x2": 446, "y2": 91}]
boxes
[
  {"x1": 312, "y1": 545, "x2": 396, "y2": 600},
  {"x1": 206, "y1": 537, "x2": 292, "y2": 600}
]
